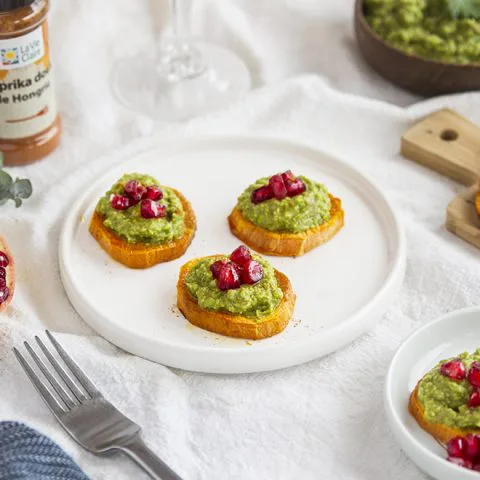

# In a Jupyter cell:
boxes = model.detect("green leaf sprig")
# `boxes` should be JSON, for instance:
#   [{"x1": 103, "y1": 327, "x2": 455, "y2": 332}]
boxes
[
  {"x1": 0, "y1": 169, "x2": 32, "y2": 208},
  {"x1": 445, "y1": 0, "x2": 480, "y2": 19}
]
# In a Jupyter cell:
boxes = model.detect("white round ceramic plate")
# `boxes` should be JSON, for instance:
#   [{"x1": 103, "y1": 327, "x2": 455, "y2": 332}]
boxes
[
  {"x1": 59, "y1": 137, "x2": 405, "y2": 373},
  {"x1": 385, "y1": 307, "x2": 480, "y2": 480}
]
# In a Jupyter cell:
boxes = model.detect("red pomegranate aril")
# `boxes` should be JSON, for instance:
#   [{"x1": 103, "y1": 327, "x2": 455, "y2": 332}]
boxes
[
  {"x1": 469, "y1": 391, "x2": 480, "y2": 408},
  {"x1": 0, "y1": 277, "x2": 5, "y2": 290},
  {"x1": 146, "y1": 185, "x2": 163, "y2": 201},
  {"x1": 448, "y1": 456, "x2": 474, "y2": 470},
  {"x1": 251, "y1": 186, "x2": 273, "y2": 204},
  {"x1": 0, "y1": 251, "x2": 9, "y2": 268},
  {"x1": 0, "y1": 267, "x2": 5, "y2": 279},
  {"x1": 281, "y1": 170, "x2": 295, "y2": 182},
  {"x1": 140, "y1": 199, "x2": 166, "y2": 219},
  {"x1": 230, "y1": 245, "x2": 251, "y2": 266},
  {"x1": 448, "y1": 437, "x2": 467, "y2": 458},
  {"x1": 210, "y1": 259, "x2": 228, "y2": 279},
  {"x1": 286, "y1": 178, "x2": 307, "y2": 197},
  {"x1": 241, "y1": 259, "x2": 263, "y2": 285},
  {"x1": 124, "y1": 180, "x2": 147, "y2": 202},
  {"x1": 465, "y1": 435, "x2": 480, "y2": 460},
  {"x1": 468, "y1": 362, "x2": 480, "y2": 388},
  {"x1": 269, "y1": 174, "x2": 287, "y2": 200},
  {"x1": 217, "y1": 262, "x2": 241, "y2": 291},
  {"x1": 111, "y1": 194, "x2": 131, "y2": 210},
  {"x1": 0, "y1": 287, "x2": 9, "y2": 305},
  {"x1": 440, "y1": 359, "x2": 466, "y2": 380}
]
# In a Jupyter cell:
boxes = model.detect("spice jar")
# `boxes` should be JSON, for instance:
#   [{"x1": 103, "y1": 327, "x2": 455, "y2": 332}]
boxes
[{"x1": 0, "y1": 0, "x2": 60, "y2": 166}]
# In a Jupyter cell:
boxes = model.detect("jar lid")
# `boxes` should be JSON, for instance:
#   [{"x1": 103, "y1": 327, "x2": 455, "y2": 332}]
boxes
[{"x1": 0, "y1": 0, "x2": 35, "y2": 12}]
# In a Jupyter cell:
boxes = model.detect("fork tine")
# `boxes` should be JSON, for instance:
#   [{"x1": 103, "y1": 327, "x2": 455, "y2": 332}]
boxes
[
  {"x1": 45, "y1": 330, "x2": 99, "y2": 398},
  {"x1": 24, "y1": 341, "x2": 76, "y2": 410},
  {"x1": 13, "y1": 347, "x2": 67, "y2": 415},
  {"x1": 35, "y1": 336, "x2": 88, "y2": 403}
]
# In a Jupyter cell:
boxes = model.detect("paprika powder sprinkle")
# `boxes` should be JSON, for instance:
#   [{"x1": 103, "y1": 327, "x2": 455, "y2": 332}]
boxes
[{"x1": 0, "y1": 0, "x2": 60, "y2": 166}]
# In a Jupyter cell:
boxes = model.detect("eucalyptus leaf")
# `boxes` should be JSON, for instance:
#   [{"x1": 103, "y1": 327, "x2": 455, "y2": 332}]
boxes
[
  {"x1": 0, "y1": 168, "x2": 32, "y2": 208},
  {"x1": 445, "y1": 0, "x2": 480, "y2": 18},
  {"x1": 10, "y1": 178, "x2": 32, "y2": 199},
  {"x1": 0, "y1": 170, "x2": 12, "y2": 196}
]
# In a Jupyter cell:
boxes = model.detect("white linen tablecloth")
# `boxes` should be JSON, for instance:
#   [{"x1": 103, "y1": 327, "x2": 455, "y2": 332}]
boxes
[{"x1": 1, "y1": 1, "x2": 479, "y2": 479}]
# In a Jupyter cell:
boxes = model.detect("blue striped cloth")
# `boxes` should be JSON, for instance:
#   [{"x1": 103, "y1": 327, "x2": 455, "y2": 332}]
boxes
[{"x1": 0, "y1": 422, "x2": 89, "y2": 480}]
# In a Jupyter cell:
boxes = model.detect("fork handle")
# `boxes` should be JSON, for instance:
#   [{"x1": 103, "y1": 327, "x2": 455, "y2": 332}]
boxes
[{"x1": 120, "y1": 436, "x2": 184, "y2": 480}]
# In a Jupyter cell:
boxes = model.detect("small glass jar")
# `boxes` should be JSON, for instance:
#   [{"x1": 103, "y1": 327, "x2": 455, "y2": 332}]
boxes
[{"x1": 0, "y1": 0, "x2": 61, "y2": 166}]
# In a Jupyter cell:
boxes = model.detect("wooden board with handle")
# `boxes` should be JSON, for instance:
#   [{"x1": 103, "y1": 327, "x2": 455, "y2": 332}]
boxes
[{"x1": 401, "y1": 108, "x2": 480, "y2": 249}]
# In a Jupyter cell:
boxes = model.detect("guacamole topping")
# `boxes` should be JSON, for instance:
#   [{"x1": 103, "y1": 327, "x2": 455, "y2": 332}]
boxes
[
  {"x1": 418, "y1": 350, "x2": 480, "y2": 429},
  {"x1": 184, "y1": 255, "x2": 283, "y2": 319},
  {"x1": 95, "y1": 173, "x2": 185, "y2": 244},
  {"x1": 364, "y1": 0, "x2": 480, "y2": 64},
  {"x1": 237, "y1": 176, "x2": 331, "y2": 233}
]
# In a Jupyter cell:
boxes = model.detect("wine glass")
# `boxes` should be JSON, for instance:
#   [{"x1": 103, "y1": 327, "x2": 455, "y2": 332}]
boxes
[{"x1": 111, "y1": 0, "x2": 251, "y2": 121}]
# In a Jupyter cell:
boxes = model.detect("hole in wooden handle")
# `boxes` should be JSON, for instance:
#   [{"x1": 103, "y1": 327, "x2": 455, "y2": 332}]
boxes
[{"x1": 440, "y1": 129, "x2": 459, "y2": 141}]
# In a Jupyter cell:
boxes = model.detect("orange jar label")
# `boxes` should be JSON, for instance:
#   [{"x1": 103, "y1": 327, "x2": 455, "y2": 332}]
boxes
[{"x1": 0, "y1": 22, "x2": 57, "y2": 140}]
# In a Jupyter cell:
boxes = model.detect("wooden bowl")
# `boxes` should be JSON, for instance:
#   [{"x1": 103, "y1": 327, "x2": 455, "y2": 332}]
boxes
[{"x1": 354, "y1": 0, "x2": 480, "y2": 96}]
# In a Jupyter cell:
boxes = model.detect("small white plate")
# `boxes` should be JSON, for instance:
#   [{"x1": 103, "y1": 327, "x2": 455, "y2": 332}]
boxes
[
  {"x1": 385, "y1": 306, "x2": 480, "y2": 480},
  {"x1": 59, "y1": 136, "x2": 405, "y2": 373}
]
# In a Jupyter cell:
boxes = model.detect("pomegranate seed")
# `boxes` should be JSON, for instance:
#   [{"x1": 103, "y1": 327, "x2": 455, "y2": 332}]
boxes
[
  {"x1": 465, "y1": 435, "x2": 480, "y2": 460},
  {"x1": 216, "y1": 262, "x2": 241, "y2": 291},
  {"x1": 473, "y1": 463, "x2": 480, "y2": 472},
  {"x1": 241, "y1": 259, "x2": 263, "y2": 285},
  {"x1": 448, "y1": 437, "x2": 467, "y2": 458},
  {"x1": 251, "y1": 185, "x2": 273, "y2": 204},
  {"x1": 0, "y1": 277, "x2": 5, "y2": 289},
  {"x1": 0, "y1": 251, "x2": 9, "y2": 268},
  {"x1": 146, "y1": 185, "x2": 163, "y2": 201},
  {"x1": 468, "y1": 362, "x2": 480, "y2": 388},
  {"x1": 440, "y1": 359, "x2": 466, "y2": 380},
  {"x1": 281, "y1": 170, "x2": 295, "y2": 182},
  {"x1": 124, "y1": 180, "x2": 147, "y2": 202},
  {"x1": 140, "y1": 199, "x2": 166, "y2": 219},
  {"x1": 111, "y1": 194, "x2": 131, "y2": 210},
  {"x1": 0, "y1": 287, "x2": 9, "y2": 305},
  {"x1": 230, "y1": 246, "x2": 251, "y2": 266},
  {"x1": 0, "y1": 267, "x2": 6, "y2": 279},
  {"x1": 286, "y1": 178, "x2": 307, "y2": 197},
  {"x1": 269, "y1": 174, "x2": 287, "y2": 200},
  {"x1": 469, "y1": 391, "x2": 480, "y2": 408},
  {"x1": 210, "y1": 259, "x2": 228, "y2": 279},
  {"x1": 448, "y1": 456, "x2": 474, "y2": 470}
]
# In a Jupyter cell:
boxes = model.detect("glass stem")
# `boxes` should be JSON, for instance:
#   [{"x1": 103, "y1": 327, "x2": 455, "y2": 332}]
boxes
[{"x1": 170, "y1": 0, "x2": 181, "y2": 38}]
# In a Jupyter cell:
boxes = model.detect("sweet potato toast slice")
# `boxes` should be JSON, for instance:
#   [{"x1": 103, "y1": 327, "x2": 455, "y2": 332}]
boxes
[
  {"x1": 177, "y1": 255, "x2": 296, "y2": 340},
  {"x1": 89, "y1": 188, "x2": 196, "y2": 269}
]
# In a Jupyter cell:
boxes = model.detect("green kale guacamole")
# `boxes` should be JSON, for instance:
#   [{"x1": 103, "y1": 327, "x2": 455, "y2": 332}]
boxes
[
  {"x1": 95, "y1": 173, "x2": 185, "y2": 244},
  {"x1": 237, "y1": 176, "x2": 331, "y2": 233},
  {"x1": 184, "y1": 255, "x2": 283, "y2": 319},
  {"x1": 418, "y1": 350, "x2": 480, "y2": 429},
  {"x1": 364, "y1": 0, "x2": 480, "y2": 64}
]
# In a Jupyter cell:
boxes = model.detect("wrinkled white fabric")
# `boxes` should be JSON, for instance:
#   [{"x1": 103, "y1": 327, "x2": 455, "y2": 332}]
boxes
[{"x1": 0, "y1": 1, "x2": 479, "y2": 479}]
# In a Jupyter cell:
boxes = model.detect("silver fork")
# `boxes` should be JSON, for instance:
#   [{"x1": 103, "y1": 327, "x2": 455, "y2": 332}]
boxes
[{"x1": 13, "y1": 330, "x2": 184, "y2": 480}]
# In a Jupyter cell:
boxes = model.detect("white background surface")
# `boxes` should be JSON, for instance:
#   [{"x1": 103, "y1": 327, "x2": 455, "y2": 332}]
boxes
[{"x1": 0, "y1": 1, "x2": 479, "y2": 479}]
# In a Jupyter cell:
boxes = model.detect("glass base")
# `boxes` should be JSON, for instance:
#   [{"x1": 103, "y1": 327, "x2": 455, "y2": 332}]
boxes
[{"x1": 111, "y1": 40, "x2": 251, "y2": 121}]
